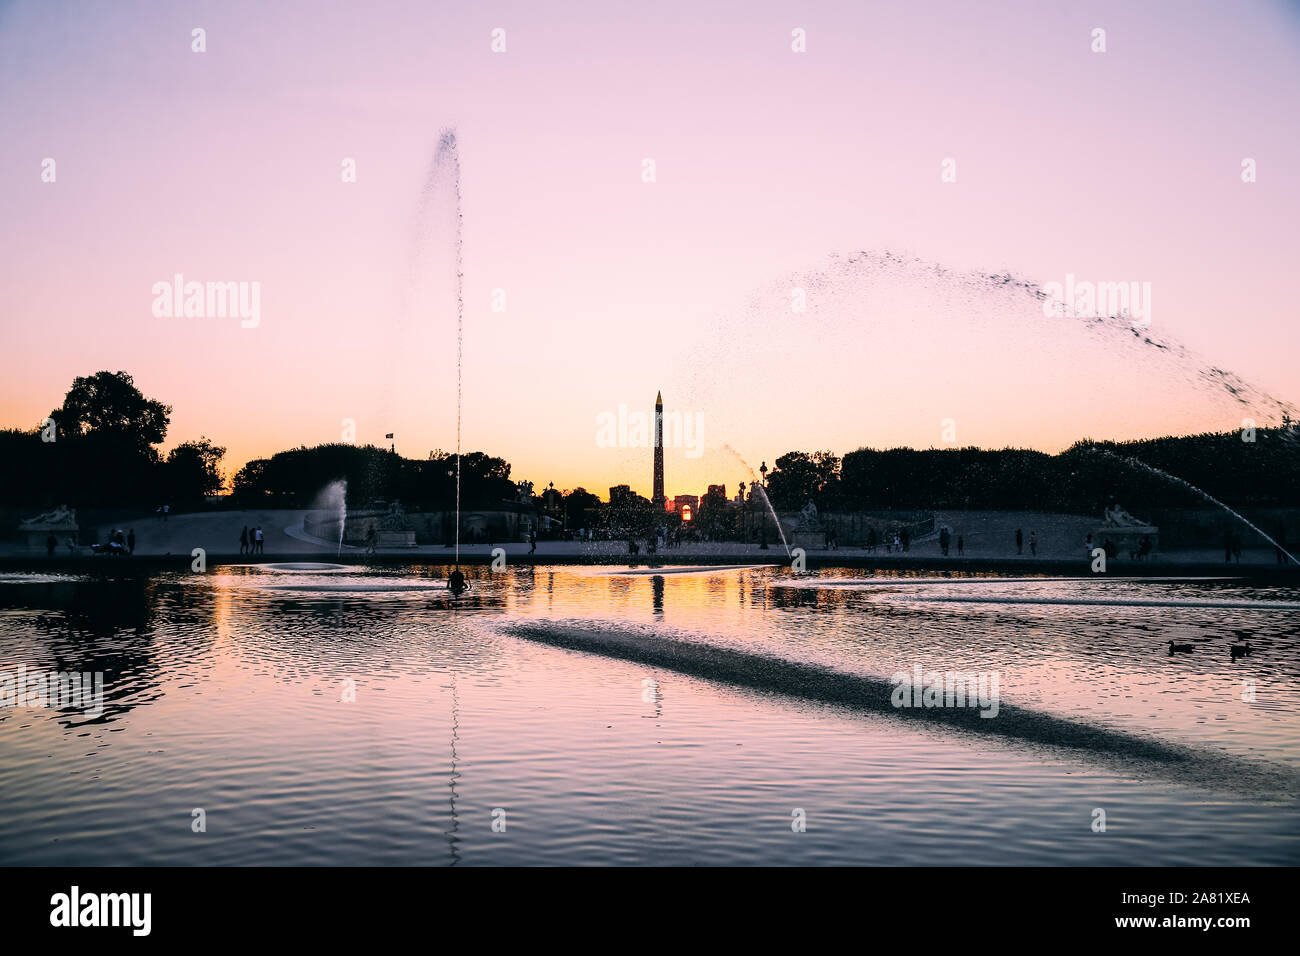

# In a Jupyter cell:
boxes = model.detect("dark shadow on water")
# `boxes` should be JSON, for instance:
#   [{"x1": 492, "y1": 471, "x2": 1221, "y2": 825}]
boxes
[{"x1": 504, "y1": 619, "x2": 1298, "y2": 800}]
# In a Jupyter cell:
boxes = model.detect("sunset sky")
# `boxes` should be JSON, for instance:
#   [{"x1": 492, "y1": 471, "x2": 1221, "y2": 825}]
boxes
[{"x1": 2, "y1": 0, "x2": 1297, "y2": 500}]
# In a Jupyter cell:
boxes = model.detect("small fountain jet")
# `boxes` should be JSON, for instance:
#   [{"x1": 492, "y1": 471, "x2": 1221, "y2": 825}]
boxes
[{"x1": 447, "y1": 566, "x2": 469, "y2": 598}]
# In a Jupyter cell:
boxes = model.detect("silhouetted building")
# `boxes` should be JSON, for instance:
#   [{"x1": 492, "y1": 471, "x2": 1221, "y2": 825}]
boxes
[{"x1": 541, "y1": 482, "x2": 563, "y2": 523}]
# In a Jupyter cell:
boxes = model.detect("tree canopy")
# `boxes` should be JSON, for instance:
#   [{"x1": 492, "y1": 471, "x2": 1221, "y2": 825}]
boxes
[
  {"x1": 1, "y1": 371, "x2": 220, "y2": 509},
  {"x1": 52, "y1": 371, "x2": 170, "y2": 452},
  {"x1": 765, "y1": 431, "x2": 1300, "y2": 516},
  {"x1": 230, "y1": 444, "x2": 517, "y2": 509},
  {"x1": 2, "y1": 370, "x2": 1295, "y2": 526}
]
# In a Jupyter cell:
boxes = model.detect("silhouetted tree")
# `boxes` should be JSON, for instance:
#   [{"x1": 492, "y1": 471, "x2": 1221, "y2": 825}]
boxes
[
  {"x1": 564, "y1": 488, "x2": 601, "y2": 529},
  {"x1": 35, "y1": 371, "x2": 173, "y2": 507},
  {"x1": 52, "y1": 371, "x2": 170, "y2": 453},
  {"x1": 229, "y1": 444, "x2": 521, "y2": 510},
  {"x1": 766, "y1": 451, "x2": 841, "y2": 510},
  {"x1": 162, "y1": 437, "x2": 227, "y2": 504}
]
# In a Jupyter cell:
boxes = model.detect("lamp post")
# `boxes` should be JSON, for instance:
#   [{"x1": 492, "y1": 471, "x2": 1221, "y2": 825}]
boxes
[
  {"x1": 548, "y1": 481, "x2": 564, "y2": 535},
  {"x1": 738, "y1": 481, "x2": 747, "y2": 543},
  {"x1": 444, "y1": 468, "x2": 454, "y2": 547},
  {"x1": 758, "y1": 462, "x2": 769, "y2": 550}
]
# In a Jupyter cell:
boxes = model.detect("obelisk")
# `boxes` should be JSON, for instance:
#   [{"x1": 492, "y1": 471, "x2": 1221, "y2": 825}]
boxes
[{"x1": 652, "y1": 390, "x2": 666, "y2": 511}]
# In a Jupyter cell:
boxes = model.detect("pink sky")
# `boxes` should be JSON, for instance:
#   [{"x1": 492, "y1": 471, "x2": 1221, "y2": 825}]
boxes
[{"x1": 1, "y1": 0, "x2": 1297, "y2": 500}]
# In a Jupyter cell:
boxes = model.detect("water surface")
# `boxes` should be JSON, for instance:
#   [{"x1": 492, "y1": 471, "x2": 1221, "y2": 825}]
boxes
[{"x1": 1, "y1": 564, "x2": 1296, "y2": 865}]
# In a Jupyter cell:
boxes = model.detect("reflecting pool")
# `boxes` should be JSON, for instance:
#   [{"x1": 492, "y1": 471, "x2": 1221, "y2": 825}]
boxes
[{"x1": 1, "y1": 564, "x2": 1296, "y2": 865}]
